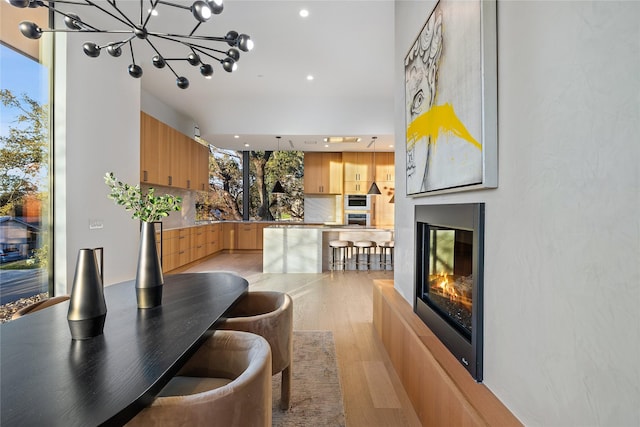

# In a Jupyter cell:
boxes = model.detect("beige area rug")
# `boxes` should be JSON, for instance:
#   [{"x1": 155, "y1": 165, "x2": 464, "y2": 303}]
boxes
[{"x1": 272, "y1": 331, "x2": 346, "y2": 427}]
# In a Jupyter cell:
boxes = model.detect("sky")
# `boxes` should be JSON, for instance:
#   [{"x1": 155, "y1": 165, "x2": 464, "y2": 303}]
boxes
[{"x1": 0, "y1": 44, "x2": 49, "y2": 138}]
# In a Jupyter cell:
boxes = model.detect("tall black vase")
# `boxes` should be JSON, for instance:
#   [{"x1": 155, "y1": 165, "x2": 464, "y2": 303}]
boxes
[
  {"x1": 135, "y1": 222, "x2": 163, "y2": 309},
  {"x1": 67, "y1": 248, "x2": 107, "y2": 340}
]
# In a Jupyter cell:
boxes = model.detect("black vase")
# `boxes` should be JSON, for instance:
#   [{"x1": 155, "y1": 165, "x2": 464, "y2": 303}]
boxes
[
  {"x1": 67, "y1": 248, "x2": 107, "y2": 340},
  {"x1": 135, "y1": 222, "x2": 163, "y2": 308}
]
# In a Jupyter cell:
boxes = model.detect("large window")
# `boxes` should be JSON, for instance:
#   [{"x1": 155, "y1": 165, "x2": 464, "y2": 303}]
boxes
[
  {"x1": 196, "y1": 146, "x2": 304, "y2": 222},
  {"x1": 0, "y1": 23, "x2": 52, "y2": 321}
]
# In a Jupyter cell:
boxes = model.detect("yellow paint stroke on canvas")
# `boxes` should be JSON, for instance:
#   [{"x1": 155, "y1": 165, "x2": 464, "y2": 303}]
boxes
[{"x1": 406, "y1": 103, "x2": 481, "y2": 151}]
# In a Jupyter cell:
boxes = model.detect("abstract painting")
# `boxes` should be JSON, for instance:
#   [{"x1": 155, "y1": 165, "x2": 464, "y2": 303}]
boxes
[{"x1": 405, "y1": 0, "x2": 497, "y2": 195}]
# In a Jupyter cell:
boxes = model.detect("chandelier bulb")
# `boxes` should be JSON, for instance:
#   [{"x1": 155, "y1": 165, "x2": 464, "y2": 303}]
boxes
[
  {"x1": 187, "y1": 52, "x2": 200, "y2": 66},
  {"x1": 192, "y1": 1, "x2": 212, "y2": 22},
  {"x1": 221, "y1": 57, "x2": 236, "y2": 73},
  {"x1": 18, "y1": 21, "x2": 42, "y2": 39},
  {"x1": 225, "y1": 30, "x2": 239, "y2": 46},
  {"x1": 106, "y1": 45, "x2": 122, "y2": 57},
  {"x1": 200, "y1": 64, "x2": 214, "y2": 77},
  {"x1": 82, "y1": 42, "x2": 101, "y2": 58},
  {"x1": 237, "y1": 34, "x2": 253, "y2": 52},
  {"x1": 9, "y1": 0, "x2": 31, "y2": 8},
  {"x1": 208, "y1": 0, "x2": 223, "y2": 15},
  {"x1": 64, "y1": 13, "x2": 83, "y2": 30},
  {"x1": 226, "y1": 48, "x2": 240, "y2": 61},
  {"x1": 152, "y1": 55, "x2": 166, "y2": 69},
  {"x1": 176, "y1": 77, "x2": 190, "y2": 89},
  {"x1": 128, "y1": 64, "x2": 143, "y2": 78}
]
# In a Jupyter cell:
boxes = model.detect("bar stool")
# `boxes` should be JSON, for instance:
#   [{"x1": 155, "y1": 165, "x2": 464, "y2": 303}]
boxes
[
  {"x1": 329, "y1": 240, "x2": 351, "y2": 272},
  {"x1": 353, "y1": 240, "x2": 377, "y2": 271},
  {"x1": 379, "y1": 240, "x2": 394, "y2": 270}
]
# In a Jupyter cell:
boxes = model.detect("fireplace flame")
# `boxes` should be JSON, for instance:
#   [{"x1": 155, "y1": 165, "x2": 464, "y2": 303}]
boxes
[
  {"x1": 438, "y1": 274, "x2": 459, "y2": 299},
  {"x1": 431, "y1": 273, "x2": 473, "y2": 310}
]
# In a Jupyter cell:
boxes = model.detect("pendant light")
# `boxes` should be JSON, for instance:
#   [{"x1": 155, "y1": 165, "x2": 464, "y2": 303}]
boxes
[
  {"x1": 368, "y1": 136, "x2": 381, "y2": 195},
  {"x1": 272, "y1": 136, "x2": 285, "y2": 194}
]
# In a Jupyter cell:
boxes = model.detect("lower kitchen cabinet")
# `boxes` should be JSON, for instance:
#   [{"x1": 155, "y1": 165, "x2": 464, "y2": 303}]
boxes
[
  {"x1": 158, "y1": 222, "x2": 271, "y2": 273},
  {"x1": 236, "y1": 223, "x2": 258, "y2": 250}
]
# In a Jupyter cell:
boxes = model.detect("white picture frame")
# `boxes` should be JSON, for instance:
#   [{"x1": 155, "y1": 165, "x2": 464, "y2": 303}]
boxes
[{"x1": 404, "y1": 0, "x2": 497, "y2": 196}]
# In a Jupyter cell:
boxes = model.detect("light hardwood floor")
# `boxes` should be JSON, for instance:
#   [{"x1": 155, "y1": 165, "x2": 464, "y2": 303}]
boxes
[{"x1": 181, "y1": 251, "x2": 421, "y2": 427}]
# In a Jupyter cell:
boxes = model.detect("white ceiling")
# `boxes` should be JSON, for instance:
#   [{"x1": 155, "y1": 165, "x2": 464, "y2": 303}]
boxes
[{"x1": 68, "y1": 0, "x2": 396, "y2": 152}]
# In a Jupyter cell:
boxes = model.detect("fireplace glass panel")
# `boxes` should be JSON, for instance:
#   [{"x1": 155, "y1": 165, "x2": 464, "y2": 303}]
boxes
[{"x1": 423, "y1": 226, "x2": 473, "y2": 340}]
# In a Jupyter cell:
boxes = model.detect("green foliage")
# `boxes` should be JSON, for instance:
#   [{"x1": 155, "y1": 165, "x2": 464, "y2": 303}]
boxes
[
  {"x1": 104, "y1": 172, "x2": 182, "y2": 222},
  {"x1": 0, "y1": 89, "x2": 49, "y2": 216},
  {"x1": 199, "y1": 146, "x2": 305, "y2": 221}
]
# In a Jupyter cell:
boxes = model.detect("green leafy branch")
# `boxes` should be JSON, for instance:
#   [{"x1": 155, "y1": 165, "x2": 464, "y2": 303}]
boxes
[{"x1": 104, "y1": 172, "x2": 182, "y2": 223}]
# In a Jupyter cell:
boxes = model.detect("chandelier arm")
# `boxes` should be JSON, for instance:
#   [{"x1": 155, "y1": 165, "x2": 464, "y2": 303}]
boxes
[
  {"x1": 84, "y1": 0, "x2": 136, "y2": 30},
  {"x1": 42, "y1": 4, "x2": 102, "y2": 31},
  {"x1": 142, "y1": 0, "x2": 161, "y2": 29},
  {"x1": 150, "y1": 33, "x2": 229, "y2": 43},
  {"x1": 41, "y1": 0, "x2": 93, "y2": 6},
  {"x1": 156, "y1": 0, "x2": 191, "y2": 11},
  {"x1": 148, "y1": 33, "x2": 222, "y2": 62},
  {"x1": 129, "y1": 40, "x2": 136, "y2": 63},
  {"x1": 189, "y1": 22, "x2": 202, "y2": 37},
  {"x1": 189, "y1": 43, "x2": 229, "y2": 58},
  {"x1": 144, "y1": 37, "x2": 181, "y2": 79},
  {"x1": 190, "y1": 46, "x2": 224, "y2": 62},
  {"x1": 104, "y1": 34, "x2": 136, "y2": 49}
]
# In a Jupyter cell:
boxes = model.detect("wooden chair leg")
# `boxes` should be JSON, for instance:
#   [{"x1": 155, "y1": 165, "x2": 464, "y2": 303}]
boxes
[{"x1": 280, "y1": 365, "x2": 292, "y2": 410}]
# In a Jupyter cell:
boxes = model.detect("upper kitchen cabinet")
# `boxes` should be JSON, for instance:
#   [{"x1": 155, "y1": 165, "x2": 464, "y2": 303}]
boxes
[
  {"x1": 140, "y1": 112, "x2": 209, "y2": 191},
  {"x1": 374, "y1": 152, "x2": 395, "y2": 182},
  {"x1": 304, "y1": 152, "x2": 343, "y2": 194},
  {"x1": 343, "y1": 152, "x2": 373, "y2": 194},
  {"x1": 140, "y1": 111, "x2": 170, "y2": 185},
  {"x1": 192, "y1": 142, "x2": 210, "y2": 191}
]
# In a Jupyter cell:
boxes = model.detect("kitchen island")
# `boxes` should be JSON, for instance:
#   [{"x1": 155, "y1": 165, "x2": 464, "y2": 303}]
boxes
[{"x1": 263, "y1": 225, "x2": 393, "y2": 273}]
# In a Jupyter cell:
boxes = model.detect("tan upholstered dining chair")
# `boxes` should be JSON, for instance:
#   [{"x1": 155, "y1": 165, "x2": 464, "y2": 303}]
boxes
[
  {"x1": 218, "y1": 291, "x2": 294, "y2": 410},
  {"x1": 11, "y1": 295, "x2": 70, "y2": 320},
  {"x1": 127, "y1": 330, "x2": 272, "y2": 427}
]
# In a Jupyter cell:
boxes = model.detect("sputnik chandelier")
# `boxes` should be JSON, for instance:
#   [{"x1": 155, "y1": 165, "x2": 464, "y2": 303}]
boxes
[{"x1": 9, "y1": 0, "x2": 254, "y2": 89}]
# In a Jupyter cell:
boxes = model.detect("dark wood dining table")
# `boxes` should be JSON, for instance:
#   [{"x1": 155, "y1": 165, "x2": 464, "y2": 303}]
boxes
[{"x1": 0, "y1": 272, "x2": 248, "y2": 426}]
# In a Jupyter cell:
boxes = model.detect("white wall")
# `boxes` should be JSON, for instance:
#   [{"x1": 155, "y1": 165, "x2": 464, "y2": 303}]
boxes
[
  {"x1": 140, "y1": 90, "x2": 195, "y2": 137},
  {"x1": 54, "y1": 33, "x2": 141, "y2": 290},
  {"x1": 393, "y1": 1, "x2": 640, "y2": 425}
]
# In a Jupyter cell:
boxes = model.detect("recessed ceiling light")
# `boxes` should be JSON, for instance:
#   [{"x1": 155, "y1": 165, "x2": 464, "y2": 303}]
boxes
[
  {"x1": 306, "y1": 75, "x2": 314, "y2": 81},
  {"x1": 323, "y1": 136, "x2": 361, "y2": 143},
  {"x1": 299, "y1": 9, "x2": 309, "y2": 18},
  {"x1": 234, "y1": 135, "x2": 240, "y2": 138},
  {"x1": 244, "y1": 143, "x2": 250, "y2": 147}
]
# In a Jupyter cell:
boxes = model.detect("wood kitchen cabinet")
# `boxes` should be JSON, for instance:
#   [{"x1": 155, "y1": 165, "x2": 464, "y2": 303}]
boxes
[
  {"x1": 191, "y1": 142, "x2": 209, "y2": 191},
  {"x1": 140, "y1": 111, "x2": 209, "y2": 191},
  {"x1": 156, "y1": 227, "x2": 190, "y2": 272},
  {"x1": 207, "y1": 223, "x2": 222, "y2": 255},
  {"x1": 236, "y1": 223, "x2": 258, "y2": 250},
  {"x1": 374, "y1": 152, "x2": 395, "y2": 182},
  {"x1": 141, "y1": 112, "x2": 169, "y2": 185},
  {"x1": 304, "y1": 152, "x2": 343, "y2": 194},
  {"x1": 190, "y1": 226, "x2": 208, "y2": 262},
  {"x1": 343, "y1": 152, "x2": 373, "y2": 194},
  {"x1": 371, "y1": 183, "x2": 395, "y2": 227},
  {"x1": 222, "y1": 222, "x2": 237, "y2": 250},
  {"x1": 372, "y1": 153, "x2": 395, "y2": 226}
]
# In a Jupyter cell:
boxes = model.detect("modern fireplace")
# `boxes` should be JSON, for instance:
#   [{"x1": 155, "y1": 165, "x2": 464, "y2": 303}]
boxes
[{"x1": 415, "y1": 203, "x2": 484, "y2": 381}]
